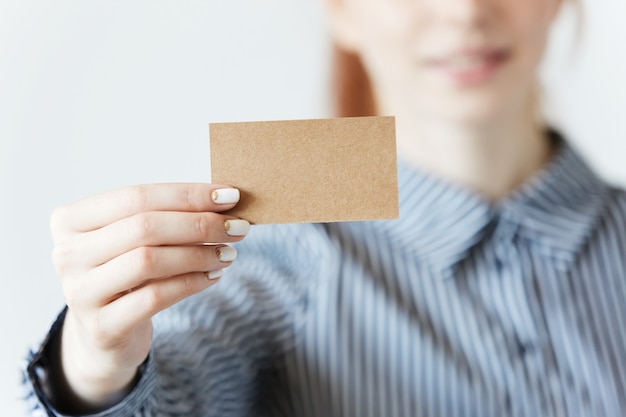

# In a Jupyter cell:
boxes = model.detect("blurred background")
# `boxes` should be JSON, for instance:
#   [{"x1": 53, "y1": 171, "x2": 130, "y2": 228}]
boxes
[{"x1": 0, "y1": 0, "x2": 624, "y2": 414}]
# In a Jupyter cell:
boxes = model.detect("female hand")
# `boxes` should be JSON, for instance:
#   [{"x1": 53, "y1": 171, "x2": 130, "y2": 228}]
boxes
[{"x1": 49, "y1": 183, "x2": 249, "y2": 411}]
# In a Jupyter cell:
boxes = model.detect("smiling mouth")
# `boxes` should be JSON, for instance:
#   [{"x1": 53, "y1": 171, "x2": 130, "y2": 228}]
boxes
[{"x1": 425, "y1": 48, "x2": 511, "y2": 86}]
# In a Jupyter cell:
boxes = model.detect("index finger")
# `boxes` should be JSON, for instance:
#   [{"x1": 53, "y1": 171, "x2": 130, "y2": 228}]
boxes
[{"x1": 52, "y1": 183, "x2": 240, "y2": 233}]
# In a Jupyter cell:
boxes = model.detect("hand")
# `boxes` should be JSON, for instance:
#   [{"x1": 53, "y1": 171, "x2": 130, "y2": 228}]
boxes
[{"x1": 49, "y1": 184, "x2": 249, "y2": 411}]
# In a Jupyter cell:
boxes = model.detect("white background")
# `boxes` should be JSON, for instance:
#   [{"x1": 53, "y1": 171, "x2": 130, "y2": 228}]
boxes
[{"x1": 0, "y1": 0, "x2": 624, "y2": 414}]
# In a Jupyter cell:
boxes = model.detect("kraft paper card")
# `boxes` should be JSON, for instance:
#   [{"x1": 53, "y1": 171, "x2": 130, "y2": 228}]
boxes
[{"x1": 209, "y1": 116, "x2": 398, "y2": 224}]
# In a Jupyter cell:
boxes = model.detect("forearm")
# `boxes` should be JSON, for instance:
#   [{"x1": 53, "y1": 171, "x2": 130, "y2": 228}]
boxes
[
  {"x1": 48, "y1": 313, "x2": 140, "y2": 414},
  {"x1": 24, "y1": 302, "x2": 259, "y2": 417},
  {"x1": 24, "y1": 308, "x2": 154, "y2": 417},
  {"x1": 49, "y1": 312, "x2": 138, "y2": 414}
]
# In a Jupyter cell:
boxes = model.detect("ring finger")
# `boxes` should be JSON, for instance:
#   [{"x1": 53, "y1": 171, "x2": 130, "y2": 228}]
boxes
[{"x1": 79, "y1": 244, "x2": 237, "y2": 306}]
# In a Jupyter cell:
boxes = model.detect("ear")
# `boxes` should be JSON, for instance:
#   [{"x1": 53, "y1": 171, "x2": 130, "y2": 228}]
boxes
[{"x1": 321, "y1": 0, "x2": 362, "y2": 52}]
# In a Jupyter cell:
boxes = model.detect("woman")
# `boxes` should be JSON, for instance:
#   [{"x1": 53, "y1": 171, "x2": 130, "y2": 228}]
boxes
[{"x1": 24, "y1": 0, "x2": 626, "y2": 415}]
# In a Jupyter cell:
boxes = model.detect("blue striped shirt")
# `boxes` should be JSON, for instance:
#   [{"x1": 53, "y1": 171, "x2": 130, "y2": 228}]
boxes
[{"x1": 25, "y1": 139, "x2": 626, "y2": 416}]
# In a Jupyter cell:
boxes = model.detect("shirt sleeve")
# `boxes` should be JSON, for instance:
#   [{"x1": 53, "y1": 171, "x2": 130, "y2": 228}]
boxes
[{"x1": 21, "y1": 223, "x2": 328, "y2": 416}]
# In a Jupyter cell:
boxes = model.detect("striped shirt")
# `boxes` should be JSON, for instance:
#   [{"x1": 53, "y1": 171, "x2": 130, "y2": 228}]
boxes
[{"x1": 25, "y1": 139, "x2": 626, "y2": 416}]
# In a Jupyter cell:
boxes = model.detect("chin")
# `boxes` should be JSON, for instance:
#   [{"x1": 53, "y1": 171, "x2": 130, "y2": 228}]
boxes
[{"x1": 418, "y1": 87, "x2": 529, "y2": 126}]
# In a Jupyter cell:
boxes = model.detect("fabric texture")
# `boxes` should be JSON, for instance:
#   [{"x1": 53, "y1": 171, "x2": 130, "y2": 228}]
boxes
[{"x1": 24, "y1": 139, "x2": 626, "y2": 416}]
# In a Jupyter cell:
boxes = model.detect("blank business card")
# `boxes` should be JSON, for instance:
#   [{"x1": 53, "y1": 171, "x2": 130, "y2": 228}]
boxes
[{"x1": 209, "y1": 116, "x2": 398, "y2": 224}]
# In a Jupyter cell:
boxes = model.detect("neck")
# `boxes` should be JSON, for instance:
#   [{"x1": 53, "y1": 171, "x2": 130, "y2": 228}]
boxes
[{"x1": 395, "y1": 112, "x2": 552, "y2": 201}]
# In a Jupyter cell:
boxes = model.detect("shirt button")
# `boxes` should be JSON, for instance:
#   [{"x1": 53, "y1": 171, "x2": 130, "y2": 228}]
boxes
[
  {"x1": 519, "y1": 341, "x2": 537, "y2": 356},
  {"x1": 494, "y1": 242, "x2": 513, "y2": 269}
]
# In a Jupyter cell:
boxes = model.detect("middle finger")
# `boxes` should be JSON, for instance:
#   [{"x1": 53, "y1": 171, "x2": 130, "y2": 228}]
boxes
[{"x1": 78, "y1": 211, "x2": 249, "y2": 267}]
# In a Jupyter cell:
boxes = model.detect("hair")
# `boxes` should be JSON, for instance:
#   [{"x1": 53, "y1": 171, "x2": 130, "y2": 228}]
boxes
[
  {"x1": 331, "y1": 0, "x2": 581, "y2": 119},
  {"x1": 332, "y1": 46, "x2": 376, "y2": 118}
]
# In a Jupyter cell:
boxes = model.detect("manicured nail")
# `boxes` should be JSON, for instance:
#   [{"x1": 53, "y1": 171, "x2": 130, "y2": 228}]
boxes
[
  {"x1": 212, "y1": 188, "x2": 240, "y2": 204},
  {"x1": 224, "y1": 219, "x2": 250, "y2": 236},
  {"x1": 216, "y1": 246, "x2": 237, "y2": 262},
  {"x1": 205, "y1": 269, "x2": 223, "y2": 280}
]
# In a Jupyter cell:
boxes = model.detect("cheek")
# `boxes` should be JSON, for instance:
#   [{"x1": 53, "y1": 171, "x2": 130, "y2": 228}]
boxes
[
  {"x1": 510, "y1": 3, "x2": 556, "y2": 69},
  {"x1": 355, "y1": 4, "x2": 423, "y2": 90}
]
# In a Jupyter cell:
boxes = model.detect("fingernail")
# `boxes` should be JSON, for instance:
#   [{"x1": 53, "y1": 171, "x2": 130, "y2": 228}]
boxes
[
  {"x1": 224, "y1": 219, "x2": 250, "y2": 236},
  {"x1": 212, "y1": 188, "x2": 240, "y2": 204},
  {"x1": 216, "y1": 246, "x2": 237, "y2": 262},
  {"x1": 205, "y1": 269, "x2": 223, "y2": 280}
]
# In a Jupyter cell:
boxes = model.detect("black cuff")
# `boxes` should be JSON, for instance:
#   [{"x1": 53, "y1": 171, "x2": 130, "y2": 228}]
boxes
[{"x1": 26, "y1": 306, "x2": 68, "y2": 417}]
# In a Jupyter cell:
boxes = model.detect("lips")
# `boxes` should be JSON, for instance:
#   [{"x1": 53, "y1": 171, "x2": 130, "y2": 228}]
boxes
[{"x1": 424, "y1": 47, "x2": 510, "y2": 86}]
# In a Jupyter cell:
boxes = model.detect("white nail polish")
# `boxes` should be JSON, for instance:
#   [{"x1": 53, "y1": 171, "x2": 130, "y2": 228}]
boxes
[
  {"x1": 216, "y1": 246, "x2": 237, "y2": 262},
  {"x1": 224, "y1": 219, "x2": 250, "y2": 236},
  {"x1": 212, "y1": 188, "x2": 240, "y2": 204},
  {"x1": 206, "y1": 269, "x2": 223, "y2": 280}
]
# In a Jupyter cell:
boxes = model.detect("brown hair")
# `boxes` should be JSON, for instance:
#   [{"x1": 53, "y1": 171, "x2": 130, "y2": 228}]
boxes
[{"x1": 332, "y1": 45, "x2": 376, "y2": 118}]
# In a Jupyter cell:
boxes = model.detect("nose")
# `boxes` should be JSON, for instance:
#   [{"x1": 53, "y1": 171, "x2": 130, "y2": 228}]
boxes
[{"x1": 426, "y1": 0, "x2": 492, "y2": 26}]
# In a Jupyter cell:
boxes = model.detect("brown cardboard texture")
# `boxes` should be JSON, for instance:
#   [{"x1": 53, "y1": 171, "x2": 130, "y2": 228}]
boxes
[{"x1": 210, "y1": 116, "x2": 398, "y2": 224}]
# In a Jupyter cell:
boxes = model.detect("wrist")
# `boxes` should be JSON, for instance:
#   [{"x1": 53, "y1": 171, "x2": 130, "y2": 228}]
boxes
[{"x1": 54, "y1": 311, "x2": 139, "y2": 413}]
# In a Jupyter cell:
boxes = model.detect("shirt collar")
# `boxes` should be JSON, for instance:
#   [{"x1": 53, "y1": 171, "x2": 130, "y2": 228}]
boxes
[
  {"x1": 373, "y1": 135, "x2": 609, "y2": 274},
  {"x1": 498, "y1": 140, "x2": 609, "y2": 268}
]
